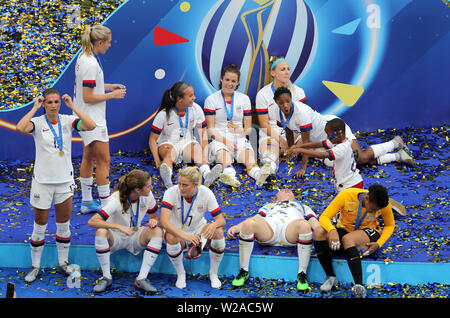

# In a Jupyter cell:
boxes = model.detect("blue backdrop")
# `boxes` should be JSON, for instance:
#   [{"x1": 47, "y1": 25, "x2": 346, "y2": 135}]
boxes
[{"x1": 0, "y1": 0, "x2": 448, "y2": 160}]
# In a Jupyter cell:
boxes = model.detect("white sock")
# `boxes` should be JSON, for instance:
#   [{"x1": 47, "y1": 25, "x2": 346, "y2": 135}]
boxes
[
  {"x1": 297, "y1": 232, "x2": 313, "y2": 274},
  {"x1": 166, "y1": 243, "x2": 185, "y2": 276},
  {"x1": 30, "y1": 222, "x2": 47, "y2": 268},
  {"x1": 376, "y1": 153, "x2": 398, "y2": 164},
  {"x1": 137, "y1": 237, "x2": 162, "y2": 280},
  {"x1": 97, "y1": 184, "x2": 110, "y2": 207},
  {"x1": 248, "y1": 166, "x2": 261, "y2": 180},
  {"x1": 223, "y1": 166, "x2": 236, "y2": 177},
  {"x1": 238, "y1": 233, "x2": 254, "y2": 271},
  {"x1": 370, "y1": 141, "x2": 396, "y2": 158},
  {"x1": 80, "y1": 177, "x2": 93, "y2": 202},
  {"x1": 209, "y1": 238, "x2": 225, "y2": 275},
  {"x1": 95, "y1": 236, "x2": 112, "y2": 279},
  {"x1": 55, "y1": 221, "x2": 71, "y2": 266},
  {"x1": 199, "y1": 164, "x2": 211, "y2": 179}
]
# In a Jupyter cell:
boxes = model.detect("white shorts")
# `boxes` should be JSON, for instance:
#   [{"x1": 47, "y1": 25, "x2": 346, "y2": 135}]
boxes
[
  {"x1": 208, "y1": 135, "x2": 253, "y2": 162},
  {"x1": 79, "y1": 125, "x2": 109, "y2": 146},
  {"x1": 159, "y1": 138, "x2": 200, "y2": 163},
  {"x1": 258, "y1": 216, "x2": 296, "y2": 247},
  {"x1": 30, "y1": 178, "x2": 75, "y2": 210},
  {"x1": 110, "y1": 226, "x2": 146, "y2": 256}
]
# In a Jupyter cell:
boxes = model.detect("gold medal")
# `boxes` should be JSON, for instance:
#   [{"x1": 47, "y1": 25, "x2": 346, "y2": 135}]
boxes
[
  {"x1": 132, "y1": 226, "x2": 139, "y2": 232},
  {"x1": 59, "y1": 150, "x2": 65, "y2": 156}
]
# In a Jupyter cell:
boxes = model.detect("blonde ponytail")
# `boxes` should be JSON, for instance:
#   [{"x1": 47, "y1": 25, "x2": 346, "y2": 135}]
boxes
[{"x1": 81, "y1": 25, "x2": 111, "y2": 56}]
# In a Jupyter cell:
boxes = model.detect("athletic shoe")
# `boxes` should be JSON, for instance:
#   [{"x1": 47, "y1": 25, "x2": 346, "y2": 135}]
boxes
[
  {"x1": 393, "y1": 135, "x2": 414, "y2": 157},
  {"x1": 232, "y1": 269, "x2": 249, "y2": 287},
  {"x1": 397, "y1": 149, "x2": 417, "y2": 167},
  {"x1": 24, "y1": 267, "x2": 41, "y2": 283},
  {"x1": 352, "y1": 284, "x2": 367, "y2": 298},
  {"x1": 209, "y1": 272, "x2": 222, "y2": 289},
  {"x1": 135, "y1": 278, "x2": 157, "y2": 293},
  {"x1": 204, "y1": 164, "x2": 222, "y2": 187},
  {"x1": 296, "y1": 272, "x2": 309, "y2": 291},
  {"x1": 80, "y1": 200, "x2": 101, "y2": 214},
  {"x1": 219, "y1": 173, "x2": 241, "y2": 187},
  {"x1": 159, "y1": 163, "x2": 173, "y2": 188},
  {"x1": 320, "y1": 275, "x2": 338, "y2": 292},
  {"x1": 256, "y1": 163, "x2": 271, "y2": 187},
  {"x1": 93, "y1": 277, "x2": 113, "y2": 293},
  {"x1": 56, "y1": 261, "x2": 72, "y2": 275}
]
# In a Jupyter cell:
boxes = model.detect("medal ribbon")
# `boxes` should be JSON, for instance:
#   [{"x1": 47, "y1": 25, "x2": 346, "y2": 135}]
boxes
[
  {"x1": 221, "y1": 91, "x2": 234, "y2": 121},
  {"x1": 354, "y1": 193, "x2": 369, "y2": 231},
  {"x1": 279, "y1": 102, "x2": 294, "y2": 131},
  {"x1": 45, "y1": 115, "x2": 63, "y2": 153},
  {"x1": 176, "y1": 106, "x2": 189, "y2": 137},
  {"x1": 181, "y1": 188, "x2": 198, "y2": 228},
  {"x1": 128, "y1": 198, "x2": 140, "y2": 228}
]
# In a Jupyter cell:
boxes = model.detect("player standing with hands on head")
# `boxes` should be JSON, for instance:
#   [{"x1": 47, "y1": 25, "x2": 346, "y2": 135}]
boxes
[
  {"x1": 160, "y1": 166, "x2": 226, "y2": 289},
  {"x1": 88, "y1": 169, "x2": 163, "y2": 293},
  {"x1": 204, "y1": 64, "x2": 270, "y2": 187},
  {"x1": 16, "y1": 89, "x2": 96, "y2": 283},
  {"x1": 74, "y1": 25, "x2": 126, "y2": 214}
]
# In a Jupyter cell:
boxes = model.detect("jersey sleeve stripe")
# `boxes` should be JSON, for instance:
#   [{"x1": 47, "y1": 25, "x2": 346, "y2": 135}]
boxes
[
  {"x1": 147, "y1": 204, "x2": 158, "y2": 214},
  {"x1": 243, "y1": 110, "x2": 252, "y2": 116},
  {"x1": 299, "y1": 123, "x2": 313, "y2": 132},
  {"x1": 209, "y1": 206, "x2": 221, "y2": 217},
  {"x1": 161, "y1": 201, "x2": 173, "y2": 210},
  {"x1": 258, "y1": 210, "x2": 266, "y2": 217},
  {"x1": 299, "y1": 97, "x2": 307, "y2": 102},
  {"x1": 150, "y1": 125, "x2": 162, "y2": 134},
  {"x1": 82, "y1": 80, "x2": 96, "y2": 87},
  {"x1": 204, "y1": 109, "x2": 216, "y2": 115},
  {"x1": 72, "y1": 119, "x2": 83, "y2": 132},
  {"x1": 255, "y1": 109, "x2": 268, "y2": 115},
  {"x1": 97, "y1": 209, "x2": 109, "y2": 221},
  {"x1": 200, "y1": 120, "x2": 207, "y2": 128},
  {"x1": 327, "y1": 149, "x2": 335, "y2": 160}
]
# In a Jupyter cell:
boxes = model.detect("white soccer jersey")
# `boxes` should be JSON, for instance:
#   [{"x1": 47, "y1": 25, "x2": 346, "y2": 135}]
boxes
[
  {"x1": 257, "y1": 200, "x2": 316, "y2": 222},
  {"x1": 275, "y1": 101, "x2": 328, "y2": 142},
  {"x1": 30, "y1": 114, "x2": 81, "y2": 184},
  {"x1": 322, "y1": 138, "x2": 363, "y2": 191},
  {"x1": 97, "y1": 191, "x2": 158, "y2": 227},
  {"x1": 161, "y1": 185, "x2": 221, "y2": 232},
  {"x1": 204, "y1": 90, "x2": 252, "y2": 134},
  {"x1": 255, "y1": 82, "x2": 307, "y2": 129},
  {"x1": 73, "y1": 52, "x2": 106, "y2": 126},
  {"x1": 150, "y1": 103, "x2": 206, "y2": 145}
]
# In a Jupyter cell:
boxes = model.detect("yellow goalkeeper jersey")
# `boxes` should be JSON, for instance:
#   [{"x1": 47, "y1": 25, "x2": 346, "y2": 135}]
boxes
[{"x1": 319, "y1": 188, "x2": 395, "y2": 247}]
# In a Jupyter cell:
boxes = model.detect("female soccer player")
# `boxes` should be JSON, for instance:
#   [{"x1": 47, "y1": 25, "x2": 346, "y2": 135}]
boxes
[
  {"x1": 160, "y1": 166, "x2": 226, "y2": 289},
  {"x1": 204, "y1": 64, "x2": 270, "y2": 187},
  {"x1": 16, "y1": 88, "x2": 96, "y2": 283},
  {"x1": 273, "y1": 87, "x2": 416, "y2": 177},
  {"x1": 149, "y1": 81, "x2": 221, "y2": 188},
  {"x1": 74, "y1": 25, "x2": 126, "y2": 213},
  {"x1": 255, "y1": 56, "x2": 308, "y2": 176},
  {"x1": 88, "y1": 169, "x2": 163, "y2": 293}
]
